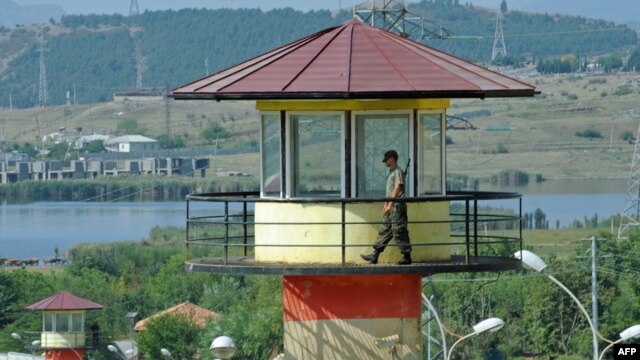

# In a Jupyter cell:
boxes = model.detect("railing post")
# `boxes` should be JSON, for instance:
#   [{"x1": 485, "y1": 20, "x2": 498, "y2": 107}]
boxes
[
  {"x1": 341, "y1": 201, "x2": 346, "y2": 266},
  {"x1": 243, "y1": 195, "x2": 248, "y2": 257},
  {"x1": 186, "y1": 197, "x2": 190, "y2": 257},
  {"x1": 473, "y1": 198, "x2": 478, "y2": 257},
  {"x1": 224, "y1": 200, "x2": 229, "y2": 266},
  {"x1": 519, "y1": 197, "x2": 523, "y2": 256},
  {"x1": 465, "y1": 199, "x2": 470, "y2": 264}
]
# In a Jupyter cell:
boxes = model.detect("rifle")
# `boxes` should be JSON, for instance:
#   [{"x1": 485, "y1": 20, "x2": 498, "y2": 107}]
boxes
[{"x1": 403, "y1": 158, "x2": 411, "y2": 181}]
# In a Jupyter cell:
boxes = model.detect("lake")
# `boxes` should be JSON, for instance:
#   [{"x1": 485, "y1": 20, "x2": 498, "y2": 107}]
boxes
[{"x1": 0, "y1": 179, "x2": 629, "y2": 258}]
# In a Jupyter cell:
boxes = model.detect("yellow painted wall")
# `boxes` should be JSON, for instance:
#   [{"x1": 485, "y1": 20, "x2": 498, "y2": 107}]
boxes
[
  {"x1": 255, "y1": 202, "x2": 450, "y2": 264},
  {"x1": 41, "y1": 333, "x2": 85, "y2": 348}
]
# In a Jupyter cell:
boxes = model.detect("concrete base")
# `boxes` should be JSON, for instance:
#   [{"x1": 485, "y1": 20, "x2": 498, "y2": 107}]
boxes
[
  {"x1": 44, "y1": 349, "x2": 85, "y2": 360},
  {"x1": 283, "y1": 274, "x2": 422, "y2": 360}
]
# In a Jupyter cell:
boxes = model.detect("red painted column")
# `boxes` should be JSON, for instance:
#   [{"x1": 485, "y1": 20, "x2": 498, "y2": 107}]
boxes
[
  {"x1": 283, "y1": 274, "x2": 422, "y2": 359},
  {"x1": 45, "y1": 349, "x2": 85, "y2": 360}
]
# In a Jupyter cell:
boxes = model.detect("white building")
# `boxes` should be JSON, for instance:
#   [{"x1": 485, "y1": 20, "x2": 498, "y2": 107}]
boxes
[{"x1": 104, "y1": 135, "x2": 159, "y2": 153}]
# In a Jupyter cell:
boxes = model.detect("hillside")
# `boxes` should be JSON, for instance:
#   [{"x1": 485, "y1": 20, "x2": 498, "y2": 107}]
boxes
[
  {"x1": 0, "y1": 4, "x2": 637, "y2": 108},
  {"x1": 0, "y1": 0, "x2": 64, "y2": 28},
  {"x1": 2, "y1": 72, "x2": 640, "y2": 182}
]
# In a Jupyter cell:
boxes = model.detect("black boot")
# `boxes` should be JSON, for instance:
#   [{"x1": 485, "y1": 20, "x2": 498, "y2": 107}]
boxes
[
  {"x1": 397, "y1": 253, "x2": 412, "y2": 265},
  {"x1": 361, "y1": 250, "x2": 380, "y2": 264}
]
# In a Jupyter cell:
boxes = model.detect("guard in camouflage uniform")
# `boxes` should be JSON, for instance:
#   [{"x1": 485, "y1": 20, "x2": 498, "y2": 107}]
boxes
[{"x1": 361, "y1": 150, "x2": 412, "y2": 265}]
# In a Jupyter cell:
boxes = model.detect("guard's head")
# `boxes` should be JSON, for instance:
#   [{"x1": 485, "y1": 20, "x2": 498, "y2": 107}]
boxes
[{"x1": 382, "y1": 150, "x2": 398, "y2": 167}]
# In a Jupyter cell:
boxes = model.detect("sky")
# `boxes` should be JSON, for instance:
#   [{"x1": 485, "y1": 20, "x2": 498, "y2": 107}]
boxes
[{"x1": 10, "y1": 0, "x2": 639, "y2": 23}]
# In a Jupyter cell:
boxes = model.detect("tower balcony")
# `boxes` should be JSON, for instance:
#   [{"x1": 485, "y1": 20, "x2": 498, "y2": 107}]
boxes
[{"x1": 184, "y1": 190, "x2": 522, "y2": 275}]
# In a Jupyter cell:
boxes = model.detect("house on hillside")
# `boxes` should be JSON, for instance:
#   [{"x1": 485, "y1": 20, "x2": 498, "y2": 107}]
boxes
[
  {"x1": 133, "y1": 301, "x2": 221, "y2": 331},
  {"x1": 104, "y1": 135, "x2": 158, "y2": 153}
]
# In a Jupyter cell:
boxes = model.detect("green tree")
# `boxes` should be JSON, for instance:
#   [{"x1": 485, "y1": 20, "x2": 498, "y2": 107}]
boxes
[
  {"x1": 201, "y1": 122, "x2": 231, "y2": 142},
  {"x1": 117, "y1": 118, "x2": 139, "y2": 132},
  {"x1": 627, "y1": 47, "x2": 640, "y2": 71},
  {"x1": 85, "y1": 140, "x2": 105, "y2": 153},
  {"x1": 137, "y1": 314, "x2": 203, "y2": 360},
  {"x1": 500, "y1": 0, "x2": 508, "y2": 14}
]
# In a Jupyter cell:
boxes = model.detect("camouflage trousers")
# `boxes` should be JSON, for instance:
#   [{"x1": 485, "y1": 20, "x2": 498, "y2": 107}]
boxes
[{"x1": 374, "y1": 202, "x2": 411, "y2": 254}]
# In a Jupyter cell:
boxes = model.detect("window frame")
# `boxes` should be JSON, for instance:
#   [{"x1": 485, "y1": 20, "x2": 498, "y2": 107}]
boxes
[
  {"x1": 417, "y1": 110, "x2": 446, "y2": 196},
  {"x1": 259, "y1": 111, "x2": 283, "y2": 198},
  {"x1": 350, "y1": 110, "x2": 415, "y2": 198},
  {"x1": 285, "y1": 111, "x2": 345, "y2": 198}
]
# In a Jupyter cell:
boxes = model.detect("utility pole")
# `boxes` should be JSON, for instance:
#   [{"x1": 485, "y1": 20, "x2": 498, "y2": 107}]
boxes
[
  {"x1": 8, "y1": 94, "x2": 12, "y2": 110},
  {"x1": 37, "y1": 31, "x2": 48, "y2": 108},
  {"x1": 164, "y1": 83, "x2": 171, "y2": 137},
  {"x1": 618, "y1": 119, "x2": 640, "y2": 239},
  {"x1": 73, "y1": 84, "x2": 77, "y2": 105},
  {"x1": 491, "y1": 9, "x2": 507, "y2": 62},
  {"x1": 205, "y1": 57, "x2": 209, "y2": 76},
  {"x1": 129, "y1": 0, "x2": 139, "y2": 16},
  {"x1": 577, "y1": 236, "x2": 611, "y2": 360}
]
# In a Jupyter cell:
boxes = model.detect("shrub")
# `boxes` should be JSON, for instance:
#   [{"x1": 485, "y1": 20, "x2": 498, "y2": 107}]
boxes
[
  {"x1": 576, "y1": 128, "x2": 603, "y2": 139},
  {"x1": 613, "y1": 86, "x2": 633, "y2": 96},
  {"x1": 620, "y1": 130, "x2": 635, "y2": 144}
]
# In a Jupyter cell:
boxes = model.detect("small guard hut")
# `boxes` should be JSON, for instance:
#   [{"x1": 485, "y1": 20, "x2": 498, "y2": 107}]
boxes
[
  {"x1": 25, "y1": 291, "x2": 103, "y2": 360},
  {"x1": 174, "y1": 19, "x2": 536, "y2": 359}
]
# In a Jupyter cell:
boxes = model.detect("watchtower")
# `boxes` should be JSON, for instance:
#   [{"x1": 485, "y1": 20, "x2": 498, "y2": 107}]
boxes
[
  {"x1": 25, "y1": 291, "x2": 103, "y2": 360},
  {"x1": 174, "y1": 19, "x2": 536, "y2": 359}
]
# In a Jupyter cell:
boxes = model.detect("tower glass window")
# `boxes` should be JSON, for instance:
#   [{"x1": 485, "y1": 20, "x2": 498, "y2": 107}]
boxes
[
  {"x1": 290, "y1": 113, "x2": 343, "y2": 197},
  {"x1": 44, "y1": 313, "x2": 54, "y2": 332},
  {"x1": 354, "y1": 113, "x2": 410, "y2": 197},
  {"x1": 418, "y1": 112, "x2": 444, "y2": 195},
  {"x1": 55, "y1": 313, "x2": 70, "y2": 332},
  {"x1": 261, "y1": 114, "x2": 281, "y2": 197}
]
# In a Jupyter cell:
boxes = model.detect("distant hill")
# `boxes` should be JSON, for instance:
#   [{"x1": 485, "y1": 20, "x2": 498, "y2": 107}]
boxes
[
  {"x1": 0, "y1": 3, "x2": 637, "y2": 108},
  {"x1": 469, "y1": 0, "x2": 640, "y2": 24},
  {"x1": 0, "y1": 0, "x2": 64, "y2": 27}
]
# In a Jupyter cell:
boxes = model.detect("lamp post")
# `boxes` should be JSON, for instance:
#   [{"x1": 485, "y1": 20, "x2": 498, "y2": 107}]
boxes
[
  {"x1": 422, "y1": 293, "x2": 449, "y2": 360},
  {"x1": 514, "y1": 250, "x2": 612, "y2": 360},
  {"x1": 10, "y1": 333, "x2": 40, "y2": 359},
  {"x1": 160, "y1": 348, "x2": 176, "y2": 360},
  {"x1": 599, "y1": 325, "x2": 640, "y2": 360},
  {"x1": 210, "y1": 336, "x2": 236, "y2": 360},
  {"x1": 108, "y1": 344, "x2": 128, "y2": 360},
  {"x1": 446, "y1": 317, "x2": 504, "y2": 360}
]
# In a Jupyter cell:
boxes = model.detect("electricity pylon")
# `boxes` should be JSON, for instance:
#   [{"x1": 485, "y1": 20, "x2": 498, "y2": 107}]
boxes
[{"x1": 491, "y1": 9, "x2": 507, "y2": 62}]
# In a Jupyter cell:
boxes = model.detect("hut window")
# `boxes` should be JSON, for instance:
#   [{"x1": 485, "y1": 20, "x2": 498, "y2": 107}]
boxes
[
  {"x1": 354, "y1": 113, "x2": 410, "y2": 197},
  {"x1": 72, "y1": 313, "x2": 84, "y2": 332},
  {"x1": 418, "y1": 112, "x2": 444, "y2": 195},
  {"x1": 55, "y1": 313, "x2": 70, "y2": 332},
  {"x1": 44, "y1": 313, "x2": 54, "y2": 332},
  {"x1": 261, "y1": 114, "x2": 281, "y2": 197},
  {"x1": 290, "y1": 113, "x2": 342, "y2": 197}
]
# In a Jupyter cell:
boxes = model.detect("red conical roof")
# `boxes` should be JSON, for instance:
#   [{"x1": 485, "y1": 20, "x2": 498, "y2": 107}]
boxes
[
  {"x1": 173, "y1": 19, "x2": 536, "y2": 100},
  {"x1": 25, "y1": 291, "x2": 103, "y2": 311}
]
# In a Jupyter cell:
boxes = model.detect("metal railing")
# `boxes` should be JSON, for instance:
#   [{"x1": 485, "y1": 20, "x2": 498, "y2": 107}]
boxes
[{"x1": 185, "y1": 191, "x2": 522, "y2": 267}]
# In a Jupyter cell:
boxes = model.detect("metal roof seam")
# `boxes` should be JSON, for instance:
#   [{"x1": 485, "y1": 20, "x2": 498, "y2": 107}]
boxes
[
  {"x1": 380, "y1": 30, "x2": 531, "y2": 90},
  {"x1": 360, "y1": 24, "x2": 416, "y2": 91},
  {"x1": 376, "y1": 29, "x2": 485, "y2": 91},
  {"x1": 197, "y1": 32, "x2": 323, "y2": 93},
  {"x1": 281, "y1": 24, "x2": 349, "y2": 92}
]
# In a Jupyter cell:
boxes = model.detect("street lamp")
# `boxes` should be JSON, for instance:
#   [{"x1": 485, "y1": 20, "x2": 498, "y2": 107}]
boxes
[
  {"x1": 160, "y1": 348, "x2": 176, "y2": 360},
  {"x1": 514, "y1": 249, "x2": 612, "y2": 359},
  {"x1": 108, "y1": 344, "x2": 129, "y2": 360},
  {"x1": 446, "y1": 317, "x2": 504, "y2": 360},
  {"x1": 10, "y1": 333, "x2": 39, "y2": 359},
  {"x1": 422, "y1": 293, "x2": 449, "y2": 360},
  {"x1": 599, "y1": 325, "x2": 640, "y2": 360},
  {"x1": 210, "y1": 336, "x2": 236, "y2": 359}
]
